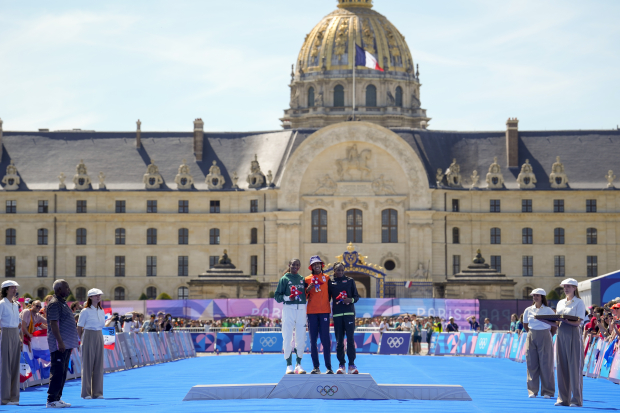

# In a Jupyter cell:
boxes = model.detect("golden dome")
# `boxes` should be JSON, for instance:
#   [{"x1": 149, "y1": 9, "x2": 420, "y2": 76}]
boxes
[{"x1": 297, "y1": 1, "x2": 414, "y2": 74}]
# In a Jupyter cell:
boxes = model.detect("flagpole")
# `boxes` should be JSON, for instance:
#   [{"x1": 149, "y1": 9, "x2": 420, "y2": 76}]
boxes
[{"x1": 352, "y1": 20, "x2": 356, "y2": 121}]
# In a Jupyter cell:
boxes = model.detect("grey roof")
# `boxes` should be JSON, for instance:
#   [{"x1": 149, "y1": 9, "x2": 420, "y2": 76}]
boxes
[{"x1": 1, "y1": 127, "x2": 619, "y2": 191}]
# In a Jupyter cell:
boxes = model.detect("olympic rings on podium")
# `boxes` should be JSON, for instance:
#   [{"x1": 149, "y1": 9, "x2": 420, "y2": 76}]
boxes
[{"x1": 316, "y1": 385, "x2": 339, "y2": 396}]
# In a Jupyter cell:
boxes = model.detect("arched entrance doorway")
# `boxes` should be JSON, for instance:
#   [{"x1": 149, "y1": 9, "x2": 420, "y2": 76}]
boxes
[{"x1": 324, "y1": 243, "x2": 387, "y2": 298}]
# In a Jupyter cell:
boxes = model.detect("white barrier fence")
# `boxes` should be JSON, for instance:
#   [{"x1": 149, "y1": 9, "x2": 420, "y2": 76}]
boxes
[{"x1": 22, "y1": 331, "x2": 196, "y2": 389}]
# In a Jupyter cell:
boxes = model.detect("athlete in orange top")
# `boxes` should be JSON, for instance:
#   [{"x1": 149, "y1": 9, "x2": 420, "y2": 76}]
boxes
[{"x1": 305, "y1": 255, "x2": 333, "y2": 374}]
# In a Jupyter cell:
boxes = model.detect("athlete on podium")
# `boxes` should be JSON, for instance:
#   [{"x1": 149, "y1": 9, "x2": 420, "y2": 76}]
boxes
[{"x1": 329, "y1": 262, "x2": 360, "y2": 374}]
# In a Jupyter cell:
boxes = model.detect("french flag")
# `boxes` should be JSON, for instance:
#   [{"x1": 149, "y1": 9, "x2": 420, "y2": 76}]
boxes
[
  {"x1": 355, "y1": 44, "x2": 384, "y2": 71},
  {"x1": 404, "y1": 281, "x2": 413, "y2": 289}
]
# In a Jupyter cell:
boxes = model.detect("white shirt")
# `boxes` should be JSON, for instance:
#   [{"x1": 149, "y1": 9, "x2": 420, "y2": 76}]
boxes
[
  {"x1": 523, "y1": 304, "x2": 555, "y2": 330},
  {"x1": 556, "y1": 296, "x2": 586, "y2": 321},
  {"x1": 77, "y1": 306, "x2": 106, "y2": 330},
  {"x1": 379, "y1": 322, "x2": 389, "y2": 333},
  {"x1": 122, "y1": 320, "x2": 134, "y2": 333},
  {"x1": 0, "y1": 297, "x2": 20, "y2": 328}
]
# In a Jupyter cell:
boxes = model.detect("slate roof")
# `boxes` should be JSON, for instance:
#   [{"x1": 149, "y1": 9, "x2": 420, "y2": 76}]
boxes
[{"x1": 1, "y1": 127, "x2": 619, "y2": 191}]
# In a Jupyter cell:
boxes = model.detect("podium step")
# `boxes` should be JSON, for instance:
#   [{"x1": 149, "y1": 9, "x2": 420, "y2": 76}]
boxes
[{"x1": 183, "y1": 374, "x2": 471, "y2": 401}]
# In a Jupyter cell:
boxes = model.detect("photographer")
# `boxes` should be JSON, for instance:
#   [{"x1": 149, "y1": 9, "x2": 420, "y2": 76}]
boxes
[
  {"x1": 122, "y1": 312, "x2": 139, "y2": 333},
  {"x1": 110, "y1": 312, "x2": 123, "y2": 333}
]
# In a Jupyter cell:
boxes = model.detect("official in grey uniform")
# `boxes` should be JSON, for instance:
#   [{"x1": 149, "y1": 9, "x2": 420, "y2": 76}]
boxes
[
  {"x1": 0, "y1": 280, "x2": 22, "y2": 405},
  {"x1": 77, "y1": 288, "x2": 109, "y2": 399},
  {"x1": 554, "y1": 278, "x2": 586, "y2": 407},
  {"x1": 522, "y1": 288, "x2": 556, "y2": 399}
]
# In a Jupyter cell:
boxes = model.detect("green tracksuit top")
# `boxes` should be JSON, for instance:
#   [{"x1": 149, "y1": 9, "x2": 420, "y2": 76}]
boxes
[{"x1": 274, "y1": 272, "x2": 307, "y2": 305}]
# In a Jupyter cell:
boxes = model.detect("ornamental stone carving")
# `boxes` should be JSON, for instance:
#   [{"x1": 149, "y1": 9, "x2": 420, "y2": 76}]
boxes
[
  {"x1": 412, "y1": 262, "x2": 430, "y2": 280},
  {"x1": 98, "y1": 172, "x2": 106, "y2": 190},
  {"x1": 341, "y1": 198, "x2": 368, "y2": 210},
  {"x1": 305, "y1": 199, "x2": 334, "y2": 208},
  {"x1": 374, "y1": 198, "x2": 405, "y2": 208},
  {"x1": 247, "y1": 155, "x2": 265, "y2": 189},
  {"x1": 336, "y1": 144, "x2": 372, "y2": 180},
  {"x1": 143, "y1": 160, "x2": 163, "y2": 189},
  {"x1": 516, "y1": 159, "x2": 537, "y2": 189},
  {"x1": 485, "y1": 157, "x2": 504, "y2": 189},
  {"x1": 205, "y1": 160, "x2": 224, "y2": 190},
  {"x1": 380, "y1": 252, "x2": 401, "y2": 269},
  {"x1": 606, "y1": 170, "x2": 616, "y2": 189},
  {"x1": 1, "y1": 160, "x2": 20, "y2": 190},
  {"x1": 175, "y1": 159, "x2": 194, "y2": 190},
  {"x1": 371, "y1": 174, "x2": 396, "y2": 195},
  {"x1": 58, "y1": 172, "x2": 66, "y2": 189},
  {"x1": 313, "y1": 175, "x2": 337, "y2": 195},
  {"x1": 231, "y1": 172, "x2": 239, "y2": 189},
  {"x1": 445, "y1": 159, "x2": 462, "y2": 187},
  {"x1": 549, "y1": 156, "x2": 568, "y2": 188},
  {"x1": 470, "y1": 170, "x2": 479, "y2": 190},
  {"x1": 73, "y1": 160, "x2": 91, "y2": 190},
  {"x1": 435, "y1": 168, "x2": 445, "y2": 186},
  {"x1": 266, "y1": 170, "x2": 273, "y2": 187}
]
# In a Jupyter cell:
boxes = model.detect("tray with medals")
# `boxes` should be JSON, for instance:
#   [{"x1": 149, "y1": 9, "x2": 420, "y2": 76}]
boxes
[{"x1": 534, "y1": 314, "x2": 579, "y2": 322}]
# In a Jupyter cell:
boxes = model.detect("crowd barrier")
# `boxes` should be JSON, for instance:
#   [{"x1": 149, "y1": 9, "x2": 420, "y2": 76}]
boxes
[{"x1": 21, "y1": 331, "x2": 196, "y2": 389}]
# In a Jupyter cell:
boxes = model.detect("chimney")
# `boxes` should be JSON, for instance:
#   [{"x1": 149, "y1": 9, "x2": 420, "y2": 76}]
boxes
[
  {"x1": 505, "y1": 118, "x2": 519, "y2": 168},
  {"x1": 136, "y1": 119, "x2": 142, "y2": 148},
  {"x1": 0, "y1": 117, "x2": 3, "y2": 159},
  {"x1": 193, "y1": 118, "x2": 204, "y2": 161}
]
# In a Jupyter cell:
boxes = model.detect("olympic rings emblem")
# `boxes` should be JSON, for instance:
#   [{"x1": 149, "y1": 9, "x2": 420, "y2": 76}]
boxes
[
  {"x1": 259, "y1": 337, "x2": 277, "y2": 348},
  {"x1": 478, "y1": 338, "x2": 488, "y2": 348},
  {"x1": 386, "y1": 337, "x2": 404, "y2": 348},
  {"x1": 317, "y1": 385, "x2": 339, "y2": 396}
]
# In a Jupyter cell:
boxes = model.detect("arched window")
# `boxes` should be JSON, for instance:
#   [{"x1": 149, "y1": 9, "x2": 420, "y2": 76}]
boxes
[
  {"x1": 5, "y1": 228, "x2": 16, "y2": 245},
  {"x1": 381, "y1": 209, "x2": 398, "y2": 243},
  {"x1": 115, "y1": 228, "x2": 125, "y2": 245},
  {"x1": 75, "y1": 287, "x2": 87, "y2": 302},
  {"x1": 146, "y1": 286, "x2": 157, "y2": 300},
  {"x1": 209, "y1": 228, "x2": 220, "y2": 245},
  {"x1": 522, "y1": 286, "x2": 533, "y2": 299},
  {"x1": 452, "y1": 227, "x2": 460, "y2": 244},
  {"x1": 554, "y1": 228, "x2": 565, "y2": 245},
  {"x1": 114, "y1": 287, "x2": 125, "y2": 301},
  {"x1": 307, "y1": 87, "x2": 315, "y2": 107},
  {"x1": 333, "y1": 85, "x2": 344, "y2": 107},
  {"x1": 250, "y1": 228, "x2": 258, "y2": 244},
  {"x1": 178, "y1": 228, "x2": 189, "y2": 245},
  {"x1": 365, "y1": 85, "x2": 377, "y2": 107},
  {"x1": 346, "y1": 209, "x2": 363, "y2": 243},
  {"x1": 147, "y1": 228, "x2": 157, "y2": 245},
  {"x1": 38, "y1": 228, "x2": 48, "y2": 245},
  {"x1": 311, "y1": 209, "x2": 328, "y2": 243},
  {"x1": 395, "y1": 86, "x2": 403, "y2": 107},
  {"x1": 490, "y1": 228, "x2": 501, "y2": 244},
  {"x1": 586, "y1": 228, "x2": 597, "y2": 245},
  {"x1": 76, "y1": 228, "x2": 87, "y2": 245},
  {"x1": 36, "y1": 287, "x2": 48, "y2": 300},
  {"x1": 522, "y1": 228, "x2": 533, "y2": 244},
  {"x1": 178, "y1": 286, "x2": 189, "y2": 300}
]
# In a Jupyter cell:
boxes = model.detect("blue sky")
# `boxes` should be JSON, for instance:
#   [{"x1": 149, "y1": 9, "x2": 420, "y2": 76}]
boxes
[{"x1": 0, "y1": 0, "x2": 618, "y2": 132}]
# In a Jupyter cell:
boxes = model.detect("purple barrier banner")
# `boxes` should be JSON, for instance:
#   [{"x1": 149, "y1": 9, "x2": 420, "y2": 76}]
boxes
[
  {"x1": 191, "y1": 333, "x2": 216, "y2": 352},
  {"x1": 379, "y1": 332, "x2": 411, "y2": 355},
  {"x1": 216, "y1": 333, "x2": 252, "y2": 352}
]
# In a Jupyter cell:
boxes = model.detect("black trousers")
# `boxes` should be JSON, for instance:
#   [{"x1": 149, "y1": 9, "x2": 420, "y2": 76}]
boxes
[
  {"x1": 333, "y1": 314, "x2": 356, "y2": 366},
  {"x1": 47, "y1": 349, "x2": 72, "y2": 403},
  {"x1": 307, "y1": 313, "x2": 332, "y2": 369}
]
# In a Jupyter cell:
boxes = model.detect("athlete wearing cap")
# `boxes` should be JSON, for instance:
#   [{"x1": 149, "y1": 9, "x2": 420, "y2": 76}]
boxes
[
  {"x1": 77, "y1": 288, "x2": 112, "y2": 399},
  {"x1": 554, "y1": 278, "x2": 586, "y2": 407},
  {"x1": 522, "y1": 288, "x2": 555, "y2": 399},
  {"x1": 305, "y1": 255, "x2": 333, "y2": 374},
  {"x1": 0, "y1": 280, "x2": 22, "y2": 405}
]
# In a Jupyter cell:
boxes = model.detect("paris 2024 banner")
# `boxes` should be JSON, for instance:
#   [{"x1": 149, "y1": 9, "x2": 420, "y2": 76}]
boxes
[{"x1": 107, "y1": 298, "x2": 478, "y2": 330}]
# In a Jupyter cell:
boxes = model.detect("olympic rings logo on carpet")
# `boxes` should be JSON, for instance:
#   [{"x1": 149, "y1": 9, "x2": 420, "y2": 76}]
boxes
[
  {"x1": 386, "y1": 337, "x2": 404, "y2": 348},
  {"x1": 316, "y1": 385, "x2": 339, "y2": 396},
  {"x1": 259, "y1": 337, "x2": 277, "y2": 347}
]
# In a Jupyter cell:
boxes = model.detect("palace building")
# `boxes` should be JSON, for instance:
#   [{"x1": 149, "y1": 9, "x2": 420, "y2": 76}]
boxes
[{"x1": 1, "y1": 0, "x2": 619, "y2": 302}]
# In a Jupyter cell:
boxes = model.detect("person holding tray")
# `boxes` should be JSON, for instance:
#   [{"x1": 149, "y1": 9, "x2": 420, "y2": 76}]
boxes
[
  {"x1": 554, "y1": 278, "x2": 586, "y2": 407},
  {"x1": 522, "y1": 288, "x2": 555, "y2": 399}
]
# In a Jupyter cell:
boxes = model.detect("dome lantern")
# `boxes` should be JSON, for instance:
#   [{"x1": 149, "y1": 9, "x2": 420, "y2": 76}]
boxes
[{"x1": 338, "y1": 0, "x2": 373, "y2": 9}]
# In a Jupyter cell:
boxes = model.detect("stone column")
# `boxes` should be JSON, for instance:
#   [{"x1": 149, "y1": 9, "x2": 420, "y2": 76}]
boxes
[
  {"x1": 136, "y1": 119, "x2": 142, "y2": 148},
  {"x1": 193, "y1": 118, "x2": 204, "y2": 161}
]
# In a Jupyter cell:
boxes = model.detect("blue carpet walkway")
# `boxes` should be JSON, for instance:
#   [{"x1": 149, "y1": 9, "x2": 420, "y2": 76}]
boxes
[{"x1": 9, "y1": 354, "x2": 620, "y2": 412}]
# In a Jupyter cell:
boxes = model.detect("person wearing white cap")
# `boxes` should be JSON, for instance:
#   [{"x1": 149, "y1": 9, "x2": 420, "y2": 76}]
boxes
[
  {"x1": 0, "y1": 280, "x2": 22, "y2": 405},
  {"x1": 554, "y1": 278, "x2": 586, "y2": 407},
  {"x1": 77, "y1": 288, "x2": 111, "y2": 399},
  {"x1": 522, "y1": 288, "x2": 555, "y2": 399}
]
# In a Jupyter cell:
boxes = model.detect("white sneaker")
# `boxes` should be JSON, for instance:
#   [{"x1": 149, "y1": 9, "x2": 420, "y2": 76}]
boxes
[
  {"x1": 294, "y1": 364, "x2": 306, "y2": 374},
  {"x1": 286, "y1": 365, "x2": 294, "y2": 374},
  {"x1": 555, "y1": 401, "x2": 565, "y2": 406},
  {"x1": 83, "y1": 396, "x2": 92, "y2": 399},
  {"x1": 529, "y1": 394, "x2": 536, "y2": 398},
  {"x1": 46, "y1": 401, "x2": 64, "y2": 408},
  {"x1": 58, "y1": 400, "x2": 72, "y2": 408}
]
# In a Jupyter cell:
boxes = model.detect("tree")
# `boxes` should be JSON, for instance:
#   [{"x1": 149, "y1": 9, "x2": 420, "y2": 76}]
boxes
[
  {"x1": 547, "y1": 290, "x2": 560, "y2": 300},
  {"x1": 139, "y1": 293, "x2": 148, "y2": 300},
  {"x1": 156, "y1": 292, "x2": 172, "y2": 300},
  {"x1": 268, "y1": 291, "x2": 275, "y2": 298},
  {"x1": 23, "y1": 293, "x2": 33, "y2": 299},
  {"x1": 67, "y1": 293, "x2": 76, "y2": 302}
]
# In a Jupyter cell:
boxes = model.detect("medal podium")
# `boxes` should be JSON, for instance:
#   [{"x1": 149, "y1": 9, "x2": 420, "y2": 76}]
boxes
[{"x1": 183, "y1": 374, "x2": 471, "y2": 401}]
